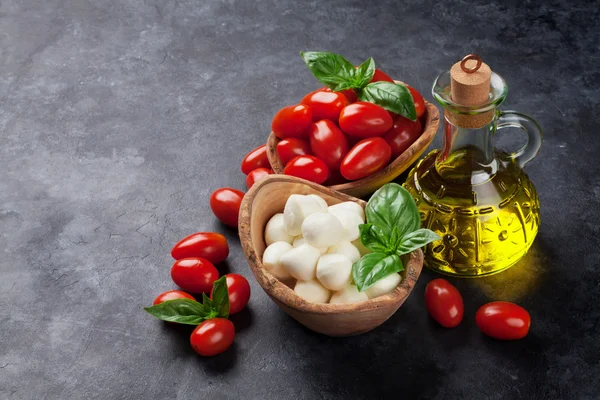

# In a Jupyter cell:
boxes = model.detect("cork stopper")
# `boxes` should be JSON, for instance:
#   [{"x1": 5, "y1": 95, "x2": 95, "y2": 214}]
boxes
[{"x1": 447, "y1": 54, "x2": 493, "y2": 128}]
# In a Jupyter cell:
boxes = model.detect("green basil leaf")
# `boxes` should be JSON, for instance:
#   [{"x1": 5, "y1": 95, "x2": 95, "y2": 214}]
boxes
[
  {"x1": 144, "y1": 299, "x2": 209, "y2": 325},
  {"x1": 354, "y1": 57, "x2": 375, "y2": 88},
  {"x1": 359, "y1": 224, "x2": 389, "y2": 253},
  {"x1": 210, "y1": 276, "x2": 230, "y2": 319},
  {"x1": 359, "y1": 82, "x2": 417, "y2": 121},
  {"x1": 365, "y1": 183, "x2": 420, "y2": 238},
  {"x1": 332, "y1": 81, "x2": 357, "y2": 92},
  {"x1": 352, "y1": 253, "x2": 403, "y2": 292},
  {"x1": 300, "y1": 51, "x2": 355, "y2": 89},
  {"x1": 396, "y1": 229, "x2": 441, "y2": 256}
]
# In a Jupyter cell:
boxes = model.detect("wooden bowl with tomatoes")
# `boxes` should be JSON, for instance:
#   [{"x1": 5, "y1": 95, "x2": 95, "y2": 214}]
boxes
[
  {"x1": 238, "y1": 174, "x2": 424, "y2": 337},
  {"x1": 266, "y1": 82, "x2": 440, "y2": 199}
]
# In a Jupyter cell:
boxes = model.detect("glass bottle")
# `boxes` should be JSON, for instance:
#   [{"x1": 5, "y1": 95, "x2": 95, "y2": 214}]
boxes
[{"x1": 403, "y1": 68, "x2": 543, "y2": 277}]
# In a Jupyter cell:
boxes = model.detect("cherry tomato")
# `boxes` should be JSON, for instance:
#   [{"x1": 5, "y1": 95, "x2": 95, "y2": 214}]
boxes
[
  {"x1": 190, "y1": 318, "x2": 235, "y2": 357},
  {"x1": 241, "y1": 145, "x2": 270, "y2": 175},
  {"x1": 476, "y1": 301, "x2": 531, "y2": 340},
  {"x1": 276, "y1": 138, "x2": 311, "y2": 165},
  {"x1": 211, "y1": 273, "x2": 251, "y2": 315},
  {"x1": 341, "y1": 89, "x2": 357, "y2": 103},
  {"x1": 338, "y1": 102, "x2": 393, "y2": 138},
  {"x1": 171, "y1": 232, "x2": 229, "y2": 264},
  {"x1": 406, "y1": 85, "x2": 425, "y2": 119},
  {"x1": 319, "y1": 86, "x2": 357, "y2": 103},
  {"x1": 153, "y1": 290, "x2": 195, "y2": 305},
  {"x1": 271, "y1": 104, "x2": 312, "y2": 139},
  {"x1": 171, "y1": 258, "x2": 219, "y2": 293},
  {"x1": 425, "y1": 279, "x2": 464, "y2": 328},
  {"x1": 301, "y1": 90, "x2": 348, "y2": 121},
  {"x1": 307, "y1": 119, "x2": 349, "y2": 171},
  {"x1": 246, "y1": 168, "x2": 272, "y2": 189},
  {"x1": 284, "y1": 155, "x2": 329, "y2": 184},
  {"x1": 210, "y1": 188, "x2": 244, "y2": 228},
  {"x1": 383, "y1": 116, "x2": 422, "y2": 158},
  {"x1": 370, "y1": 68, "x2": 394, "y2": 83},
  {"x1": 340, "y1": 138, "x2": 392, "y2": 181}
]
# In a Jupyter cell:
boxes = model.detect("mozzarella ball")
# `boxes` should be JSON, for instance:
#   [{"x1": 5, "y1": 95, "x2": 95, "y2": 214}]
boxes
[
  {"x1": 280, "y1": 243, "x2": 321, "y2": 281},
  {"x1": 283, "y1": 195, "x2": 323, "y2": 236},
  {"x1": 294, "y1": 236, "x2": 327, "y2": 254},
  {"x1": 327, "y1": 241, "x2": 361, "y2": 263},
  {"x1": 365, "y1": 273, "x2": 402, "y2": 299},
  {"x1": 316, "y1": 254, "x2": 352, "y2": 291},
  {"x1": 329, "y1": 285, "x2": 369, "y2": 305},
  {"x1": 262, "y1": 242, "x2": 293, "y2": 280},
  {"x1": 328, "y1": 208, "x2": 363, "y2": 242},
  {"x1": 301, "y1": 212, "x2": 344, "y2": 248},
  {"x1": 265, "y1": 213, "x2": 295, "y2": 245},
  {"x1": 294, "y1": 279, "x2": 331, "y2": 304},
  {"x1": 307, "y1": 194, "x2": 328, "y2": 212},
  {"x1": 328, "y1": 202, "x2": 365, "y2": 222},
  {"x1": 352, "y1": 238, "x2": 372, "y2": 256}
]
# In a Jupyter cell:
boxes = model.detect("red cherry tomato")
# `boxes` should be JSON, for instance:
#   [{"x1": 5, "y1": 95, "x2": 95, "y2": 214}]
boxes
[
  {"x1": 406, "y1": 85, "x2": 425, "y2": 119},
  {"x1": 341, "y1": 89, "x2": 357, "y2": 103},
  {"x1": 338, "y1": 102, "x2": 393, "y2": 138},
  {"x1": 301, "y1": 90, "x2": 348, "y2": 121},
  {"x1": 210, "y1": 188, "x2": 244, "y2": 228},
  {"x1": 476, "y1": 301, "x2": 531, "y2": 340},
  {"x1": 318, "y1": 86, "x2": 357, "y2": 103},
  {"x1": 170, "y1": 258, "x2": 219, "y2": 294},
  {"x1": 340, "y1": 138, "x2": 392, "y2": 181},
  {"x1": 307, "y1": 119, "x2": 349, "y2": 171},
  {"x1": 276, "y1": 138, "x2": 311, "y2": 165},
  {"x1": 190, "y1": 318, "x2": 235, "y2": 357},
  {"x1": 246, "y1": 168, "x2": 272, "y2": 189},
  {"x1": 370, "y1": 68, "x2": 394, "y2": 83},
  {"x1": 171, "y1": 232, "x2": 229, "y2": 264},
  {"x1": 211, "y1": 273, "x2": 251, "y2": 315},
  {"x1": 383, "y1": 116, "x2": 422, "y2": 158},
  {"x1": 152, "y1": 290, "x2": 195, "y2": 305},
  {"x1": 241, "y1": 145, "x2": 270, "y2": 175},
  {"x1": 271, "y1": 104, "x2": 312, "y2": 139},
  {"x1": 284, "y1": 155, "x2": 329, "y2": 184},
  {"x1": 424, "y1": 279, "x2": 464, "y2": 328}
]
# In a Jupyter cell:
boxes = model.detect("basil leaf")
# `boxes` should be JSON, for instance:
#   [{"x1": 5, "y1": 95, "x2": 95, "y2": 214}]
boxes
[
  {"x1": 359, "y1": 224, "x2": 389, "y2": 253},
  {"x1": 396, "y1": 228, "x2": 440, "y2": 256},
  {"x1": 300, "y1": 51, "x2": 355, "y2": 89},
  {"x1": 359, "y1": 82, "x2": 417, "y2": 121},
  {"x1": 143, "y1": 299, "x2": 209, "y2": 325},
  {"x1": 354, "y1": 57, "x2": 375, "y2": 89},
  {"x1": 210, "y1": 276, "x2": 230, "y2": 319},
  {"x1": 365, "y1": 183, "x2": 420, "y2": 238},
  {"x1": 332, "y1": 81, "x2": 356, "y2": 92},
  {"x1": 353, "y1": 253, "x2": 403, "y2": 292}
]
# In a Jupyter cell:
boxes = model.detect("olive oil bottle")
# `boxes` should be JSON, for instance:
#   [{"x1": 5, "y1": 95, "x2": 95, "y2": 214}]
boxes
[{"x1": 404, "y1": 55, "x2": 542, "y2": 277}]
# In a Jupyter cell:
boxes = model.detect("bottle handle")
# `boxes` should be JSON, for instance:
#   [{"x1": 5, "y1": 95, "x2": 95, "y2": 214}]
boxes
[{"x1": 496, "y1": 111, "x2": 543, "y2": 168}]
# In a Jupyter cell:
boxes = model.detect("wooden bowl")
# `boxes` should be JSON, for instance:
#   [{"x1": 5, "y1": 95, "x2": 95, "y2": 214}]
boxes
[
  {"x1": 267, "y1": 101, "x2": 440, "y2": 198},
  {"x1": 238, "y1": 174, "x2": 424, "y2": 336}
]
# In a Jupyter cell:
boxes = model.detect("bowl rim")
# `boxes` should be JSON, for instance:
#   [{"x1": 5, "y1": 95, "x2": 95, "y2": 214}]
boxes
[
  {"x1": 238, "y1": 174, "x2": 424, "y2": 315},
  {"x1": 266, "y1": 99, "x2": 440, "y2": 193}
]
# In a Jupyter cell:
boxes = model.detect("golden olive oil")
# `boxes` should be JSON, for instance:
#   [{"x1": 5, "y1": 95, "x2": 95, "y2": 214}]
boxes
[{"x1": 404, "y1": 148, "x2": 540, "y2": 277}]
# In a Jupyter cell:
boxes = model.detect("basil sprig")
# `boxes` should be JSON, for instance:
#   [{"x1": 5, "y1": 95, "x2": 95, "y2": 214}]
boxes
[
  {"x1": 352, "y1": 184, "x2": 440, "y2": 292},
  {"x1": 300, "y1": 51, "x2": 417, "y2": 121},
  {"x1": 144, "y1": 276, "x2": 230, "y2": 325}
]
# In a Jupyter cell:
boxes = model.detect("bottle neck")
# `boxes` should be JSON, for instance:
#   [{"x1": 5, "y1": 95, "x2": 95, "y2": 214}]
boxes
[{"x1": 435, "y1": 114, "x2": 498, "y2": 185}]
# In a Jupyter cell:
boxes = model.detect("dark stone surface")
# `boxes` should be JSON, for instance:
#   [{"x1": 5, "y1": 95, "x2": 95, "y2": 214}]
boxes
[{"x1": 1, "y1": 0, "x2": 598, "y2": 398}]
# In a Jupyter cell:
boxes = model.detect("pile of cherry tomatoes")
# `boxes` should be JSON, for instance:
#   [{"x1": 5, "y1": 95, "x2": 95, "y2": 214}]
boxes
[
  {"x1": 270, "y1": 69, "x2": 425, "y2": 185},
  {"x1": 150, "y1": 232, "x2": 251, "y2": 356}
]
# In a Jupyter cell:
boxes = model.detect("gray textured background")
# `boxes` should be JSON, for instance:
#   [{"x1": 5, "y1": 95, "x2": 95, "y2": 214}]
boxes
[{"x1": 1, "y1": 0, "x2": 599, "y2": 399}]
